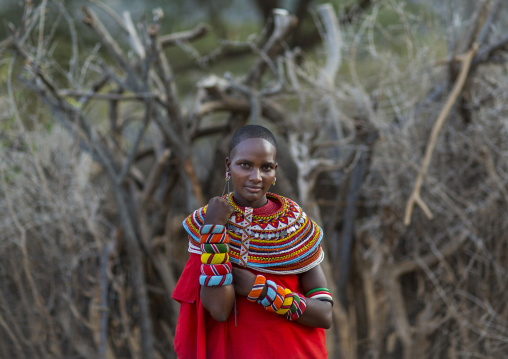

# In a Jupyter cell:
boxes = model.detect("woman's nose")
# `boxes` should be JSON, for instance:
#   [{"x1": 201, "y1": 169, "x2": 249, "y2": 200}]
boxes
[{"x1": 249, "y1": 168, "x2": 262, "y2": 182}]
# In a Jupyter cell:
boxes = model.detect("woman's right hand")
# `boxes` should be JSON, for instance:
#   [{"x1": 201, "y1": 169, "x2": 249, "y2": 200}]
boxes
[{"x1": 203, "y1": 196, "x2": 235, "y2": 225}]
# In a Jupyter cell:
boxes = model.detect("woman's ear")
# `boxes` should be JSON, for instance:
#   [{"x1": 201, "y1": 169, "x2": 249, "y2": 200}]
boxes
[{"x1": 225, "y1": 157, "x2": 231, "y2": 172}]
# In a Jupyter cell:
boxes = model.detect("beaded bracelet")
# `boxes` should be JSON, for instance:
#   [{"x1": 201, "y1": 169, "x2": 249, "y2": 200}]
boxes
[
  {"x1": 306, "y1": 287, "x2": 334, "y2": 306},
  {"x1": 200, "y1": 224, "x2": 226, "y2": 234},
  {"x1": 199, "y1": 224, "x2": 230, "y2": 244},
  {"x1": 259, "y1": 280, "x2": 277, "y2": 308},
  {"x1": 201, "y1": 243, "x2": 229, "y2": 254},
  {"x1": 199, "y1": 273, "x2": 233, "y2": 286},
  {"x1": 201, "y1": 252, "x2": 229, "y2": 265},
  {"x1": 275, "y1": 289, "x2": 294, "y2": 315},
  {"x1": 285, "y1": 293, "x2": 307, "y2": 321},
  {"x1": 285, "y1": 293, "x2": 300, "y2": 318},
  {"x1": 265, "y1": 285, "x2": 287, "y2": 313},
  {"x1": 247, "y1": 275, "x2": 267, "y2": 302},
  {"x1": 198, "y1": 226, "x2": 232, "y2": 287},
  {"x1": 201, "y1": 262, "x2": 232, "y2": 276},
  {"x1": 200, "y1": 232, "x2": 229, "y2": 244}
]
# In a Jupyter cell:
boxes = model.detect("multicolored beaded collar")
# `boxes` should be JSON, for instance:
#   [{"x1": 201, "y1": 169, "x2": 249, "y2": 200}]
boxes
[{"x1": 183, "y1": 193, "x2": 324, "y2": 274}]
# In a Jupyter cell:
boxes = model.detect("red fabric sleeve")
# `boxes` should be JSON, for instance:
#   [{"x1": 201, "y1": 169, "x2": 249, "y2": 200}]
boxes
[
  {"x1": 171, "y1": 253, "x2": 209, "y2": 359},
  {"x1": 172, "y1": 253, "x2": 201, "y2": 304}
]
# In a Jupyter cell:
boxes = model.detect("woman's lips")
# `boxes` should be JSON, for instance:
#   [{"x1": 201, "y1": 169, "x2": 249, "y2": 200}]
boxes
[{"x1": 245, "y1": 186, "x2": 262, "y2": 193}]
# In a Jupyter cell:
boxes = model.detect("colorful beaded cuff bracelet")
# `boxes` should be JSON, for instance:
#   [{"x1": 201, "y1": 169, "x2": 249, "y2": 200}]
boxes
[
  {"x1": 306, "y1": 287, "x2": 334, "y2": 306},
  {"x1": 201, "y1": 252, "x2": 229, "y2": 265},
  {"x1": 199, "y1": 224, "x2": 229, "y2": 244},
  {"x1": 201, "y1": 262, "x2": 232, "y2": 276},
  {"x1": 275, "y1": 289, "x2": 294, "y2": 315},
  {"x1": 265, "y1": 285, "x2": 287, "y2": 313},
  {"x1": 199, "y1": 225, "x2": 231, "y2": 287},
  {"x1": 200, "y1": 232, "x2": 230, "y2": 244},
  {"x1": 199, "y1": 273, "x2": 233, "y2": 286},
  {"x1": 259, "y1": 280, "x2": 277, "y2": 308},
  {"x1": 200, "y1": 224, "x2": 226, "y2": 234},
  {"x1": 285, "y1": 293, "x2": 307, "y2": 321},
  {"x1": 250, "y1": 278, "x2": 305, "y2": 320},
  {"x1": 247, "y1": 275, "x2": 267, "y2": 302},
  {"x1": 201, "y1": 243, "x2": 229, "y2": 254}
]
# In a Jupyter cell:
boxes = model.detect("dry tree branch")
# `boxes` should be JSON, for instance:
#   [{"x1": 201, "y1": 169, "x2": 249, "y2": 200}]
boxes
[
  {"x1": 123, "y1": 11, "x2": 146, "y2": 60},
  {"x1": 0, "y1": 303, "x2": 23, "y2": 354},
  {"x1": 258, "y1": 56, "x2": 285, "y2": 96},
  {"x1": 35, "y1": 0, "x2": 48, "y2": 65},
  {"x1": 58, "y1": 90, "x2": 156, "y2": 101},
  {"x1": 148, "y1": 25, "x2": 186, "y2": 142},
  {"x1": 387, "y1": 275, "x2": 413, "y2": 357},
  {"x1": 474, "y1": 0, "x2": 501, "y2": 47},
  {"x1": 195, "y1": 96, "x2": 288, "y2": 128},
  {"x1": 244, "y1": 9, "x2": 298, "y2": 87},
  {"x1": 404, "y1": 43, "x2": 479, "y2": 226},
  {"x1": 392, "y1": 230, "x2": 468, "y2": 278},
  {"x1": 142, "y1": 148, "x2": 171, "y2": 203},
  {"x1": 317, "y1": 3, "x2": 342, "y2": 88},
  {"x1": 116, "y1": 100, "x2": 153, "y2": 184},
  {"x1": 0, "y1": 163, "x2": 53, "y2": 357},
  {"x1": 82, "y1": 6, "x2": 137, "y2": 87},
  {"x1": 3, "y1": 258, "x2": 43, "y2": 356},
  {"x1": 87, "y1": 0, "x2": 129, "y2": 32},
  {"x1": 473, "y1": 33, "x2": 508, "y2": 66},
  {"x1": 98, "y1": 236, "x2": 116, "y2": 359},
  {"x1": 463, "y1": 0, "x2": 491, "y2": 52},
  {"x1": 224, "y1": 73, "x2": 261, "y2": 123},
  {"x1": 159, "y1": 23, "x2": 210, "y2": 47},
  {"x1": 112, "y1": 279, "x2": 140, "y2": 359}
]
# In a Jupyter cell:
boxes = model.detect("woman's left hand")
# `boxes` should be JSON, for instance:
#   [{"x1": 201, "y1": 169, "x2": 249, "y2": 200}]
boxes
[{"x1": 232, "y1": 266, "x2": 257, "y2": 296}]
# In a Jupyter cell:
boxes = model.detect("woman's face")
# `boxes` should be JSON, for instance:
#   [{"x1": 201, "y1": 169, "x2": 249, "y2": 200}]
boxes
[{"x1": 226, "y1": 138, "x2": 277, "y2": 208}]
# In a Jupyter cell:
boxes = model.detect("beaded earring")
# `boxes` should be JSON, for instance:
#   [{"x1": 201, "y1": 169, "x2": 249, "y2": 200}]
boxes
[
  {"x1": 222, "y1": 171, "x2": 231, "y2": 196},
  {"x1": 272, "y1": 177, "x2": 276, "y2": 186}
]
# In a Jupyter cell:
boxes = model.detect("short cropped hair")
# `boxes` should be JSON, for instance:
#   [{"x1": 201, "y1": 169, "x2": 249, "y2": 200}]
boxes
[{"x1": 229, "y1": 125, "x2": 278, "y2": 154}]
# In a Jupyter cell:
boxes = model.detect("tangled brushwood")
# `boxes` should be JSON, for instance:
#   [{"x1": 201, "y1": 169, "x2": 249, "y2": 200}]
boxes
[{"x1": 1, "y1": 0, "x2": 507, "y2": 358}]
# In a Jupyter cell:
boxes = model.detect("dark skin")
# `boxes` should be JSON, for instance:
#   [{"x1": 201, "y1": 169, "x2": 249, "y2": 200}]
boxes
[{"x1": 200, "y1": 138, "x2": 332, "y2": 328}]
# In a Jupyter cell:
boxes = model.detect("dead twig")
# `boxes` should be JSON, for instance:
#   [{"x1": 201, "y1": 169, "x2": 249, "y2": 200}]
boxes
[
  {"x1": 404, "y1": 43, "x2": 479, "y2": 226},
  {"x1": 159, "y1": 23, "x2": 210, "y2": 47}
]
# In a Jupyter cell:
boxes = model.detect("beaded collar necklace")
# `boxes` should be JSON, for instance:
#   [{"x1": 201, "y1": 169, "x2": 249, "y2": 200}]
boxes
[
  {"x1": 227, "y1": 192, "x2": 286, "y2": 221},
  {"x1": 183, "y1": 193, "x2": 324, "y2": 274}
]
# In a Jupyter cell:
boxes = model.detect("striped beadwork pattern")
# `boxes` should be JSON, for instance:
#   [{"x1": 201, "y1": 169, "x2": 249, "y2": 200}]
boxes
[
  {"x1": 259, "y1": 280, "x2": 278, "y2": 308},
  {"x1": 247, "y1": 275, "x2": 267, "y2": 302},
  {"x1": 285, "y1": 293, "x2": 307, "y2": 321},
  {"x1": 264, "y1": 284, "x2": 287, "y2": 313},
  {"x1": 200, "y1": 243, "x2": 229, "y2": 254},
  {"x1": 201, "y1": 252, "x2": 229, "y2": 265},
  {"x1": 199, "y1": 224, "x2": 232, "y2": 286},
  {"x1": 276, "y1": 289, "x2": 294, "y2": 315},
  {"x1": 239, "y1": 207, "x2": 253, "y2": 266},
  {"x1": 183, "y1": 193, "x2": 324, "y2": 274},
  {"x1": 201, "y1": 262, "x2": 232, "y2": 276},
  {"x1": 199, "y1": 273, "x2": 233, "y2": 286},
  {"x1": 306, "y1": 287, "x2": 334, "y2": 306}
]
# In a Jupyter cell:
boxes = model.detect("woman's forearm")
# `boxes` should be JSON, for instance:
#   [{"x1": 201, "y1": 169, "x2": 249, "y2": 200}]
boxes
[
  {"x1": 296, "y1": 264, "x2": 333, "y2": 328},
  {"x1": 295, "y1": 298, "x2": 333, "y2": 328},
  {"x1": 200, "y1": 284, "x2": 236, "y2": 322}
]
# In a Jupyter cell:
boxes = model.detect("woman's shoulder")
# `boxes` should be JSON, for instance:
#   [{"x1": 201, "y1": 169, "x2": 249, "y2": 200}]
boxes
[
  {"x1": 182, "y1": 205, "x2": 208, "y2": 236},
  {"x1": 267, "y1": 193, "x2": 305, "y2": 219}
]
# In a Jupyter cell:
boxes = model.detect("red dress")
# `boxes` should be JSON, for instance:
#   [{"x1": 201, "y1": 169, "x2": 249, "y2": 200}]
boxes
[{"x1": 171, "y1": 197, "x2": 328, "y2": 359}]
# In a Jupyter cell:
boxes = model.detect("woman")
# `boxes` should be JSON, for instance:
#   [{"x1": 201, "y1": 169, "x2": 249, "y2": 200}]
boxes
[{"x1": 172, "y1": 125, "x2": 332, "y2": 358}]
